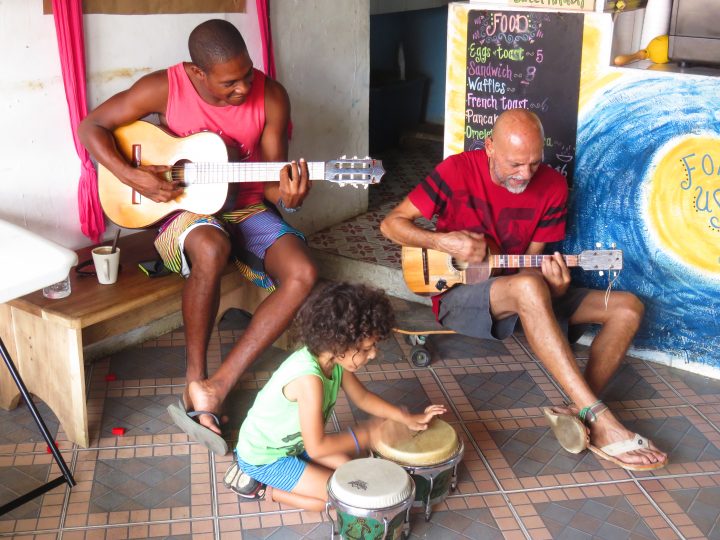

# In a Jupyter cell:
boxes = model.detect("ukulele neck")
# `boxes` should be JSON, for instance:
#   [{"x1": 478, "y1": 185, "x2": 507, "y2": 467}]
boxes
[{"x1": 489, "y1": 254, "x2": 579, "y2": 269}]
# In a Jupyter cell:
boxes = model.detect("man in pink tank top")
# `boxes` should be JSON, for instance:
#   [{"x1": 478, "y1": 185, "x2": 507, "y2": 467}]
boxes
[{"x1": 79, "y1": 20, "x2": 317, "y2": 455}]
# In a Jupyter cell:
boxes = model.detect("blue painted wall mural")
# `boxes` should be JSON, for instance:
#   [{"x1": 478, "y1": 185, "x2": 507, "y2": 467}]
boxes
[{"x1": 565, "y1": 75, "x2": 720, "y2": 367}]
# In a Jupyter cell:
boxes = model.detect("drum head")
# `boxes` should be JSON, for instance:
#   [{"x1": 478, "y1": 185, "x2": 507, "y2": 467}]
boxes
[
  {"x1": 328, "y1": 458, "x2": 413, "y2": 510},
  {"x1": 374, "y1": 418, "x2": 459, "y2": 466}
]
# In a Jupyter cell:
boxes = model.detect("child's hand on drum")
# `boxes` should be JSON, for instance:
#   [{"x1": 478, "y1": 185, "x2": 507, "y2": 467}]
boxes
[
  {"x1": 404, "y1": 404, "x2": 446, "y2": 431},
  {"x1": 356, "y1": 417, "x2": 386, "y2": 450}
]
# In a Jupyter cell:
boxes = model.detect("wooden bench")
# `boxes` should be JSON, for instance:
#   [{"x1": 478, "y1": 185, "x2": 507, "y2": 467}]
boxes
[{"x1": 0, "y1": 230, "x2": 276, "y2": 448}]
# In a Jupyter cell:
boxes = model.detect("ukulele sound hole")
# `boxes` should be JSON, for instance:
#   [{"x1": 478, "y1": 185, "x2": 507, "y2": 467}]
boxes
[{"x1": 450, "y1": 258, "x2": 469, "y2": 271}]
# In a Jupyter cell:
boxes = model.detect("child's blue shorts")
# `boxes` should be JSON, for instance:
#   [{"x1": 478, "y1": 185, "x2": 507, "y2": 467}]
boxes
[{"x1": 235, "y1": 450, "x2": 310, "y2": 492}]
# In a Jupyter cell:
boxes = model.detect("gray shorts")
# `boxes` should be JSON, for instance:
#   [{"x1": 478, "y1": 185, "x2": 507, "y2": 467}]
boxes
[{"x1": 437, "y1": 279, "x2": 591, "y2": 342}]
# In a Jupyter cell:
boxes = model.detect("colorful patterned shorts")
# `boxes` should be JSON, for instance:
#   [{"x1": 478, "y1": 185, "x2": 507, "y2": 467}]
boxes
[{"x1": 154, "y1": 204, "x2": 305, "y2": 290}]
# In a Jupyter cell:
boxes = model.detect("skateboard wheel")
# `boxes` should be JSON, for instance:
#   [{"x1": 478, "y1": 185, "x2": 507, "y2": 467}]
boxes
[
  {"x1": 410, "y1": 345, "x2": 431, "y2": 367},
  {"x1": 405, "y1": 334, "x2": 427, "y2": 347}
]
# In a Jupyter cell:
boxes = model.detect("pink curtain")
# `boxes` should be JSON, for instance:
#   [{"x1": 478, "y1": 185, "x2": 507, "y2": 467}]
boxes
[
  {"x1": 52, "y1": 0, "x2": 105, "y2": 242},
  {"x1": 256, "y1": 0, "x2": 293, "y2": 139},
  {"x1": 255, "y1": 0, "x2": 276, "y2": 79}
]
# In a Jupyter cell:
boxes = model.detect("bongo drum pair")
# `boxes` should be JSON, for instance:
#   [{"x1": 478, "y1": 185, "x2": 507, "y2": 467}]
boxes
[
  {"x1": 374, "y1": 418, "x2": 464, "y2": 521},
  {"x1": 326, "y1": 457, "x2": 415, "y2": 540}
]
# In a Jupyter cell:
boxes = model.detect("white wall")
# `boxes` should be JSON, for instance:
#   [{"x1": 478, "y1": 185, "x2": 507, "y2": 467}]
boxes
[
  {"x1": 272, "y1": 0, "x2": 370, "y2": 234},
  {"x1": 0, "y1": 0, "x2": 369, "y2": 248}
]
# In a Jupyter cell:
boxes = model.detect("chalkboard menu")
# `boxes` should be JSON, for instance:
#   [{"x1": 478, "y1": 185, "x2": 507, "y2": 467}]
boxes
[{"x1": 464, "y1": 10, "x2": 584, "y2": 183}]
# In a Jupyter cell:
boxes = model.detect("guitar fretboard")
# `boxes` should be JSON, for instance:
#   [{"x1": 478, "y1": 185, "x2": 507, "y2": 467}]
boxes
[
  {"x1": 184, "y1": 162, "x2": 327, "y2": 183},
  {"x1": 491, "y1": 254, "x2": 579, "y2": 269}
]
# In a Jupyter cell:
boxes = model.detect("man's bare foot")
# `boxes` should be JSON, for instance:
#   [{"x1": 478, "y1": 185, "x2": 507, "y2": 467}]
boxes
[
  {"x1": 187, "y1": 380, "x2": 224, "y2": 435},
  {"x1": 548, "y1": 403, "x2": 666, "y2": 467},
  {"x1": 587, "y1": 412, "x2": 667, "y2": 467},
  {"x1": 182, "y1": 388, "x2": 193, "y2": 412}
]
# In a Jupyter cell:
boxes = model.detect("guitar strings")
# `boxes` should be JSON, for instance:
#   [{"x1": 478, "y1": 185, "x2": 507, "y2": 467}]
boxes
[{"x1": 162, "y1": 162, "x2": 328, "y2": 183}]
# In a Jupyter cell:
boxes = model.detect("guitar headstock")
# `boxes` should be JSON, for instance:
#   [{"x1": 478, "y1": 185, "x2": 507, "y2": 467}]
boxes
[
  {"x1": 324, "y1": 156, "x2": 385, "y2": 188},
  {"x1": 578, "y1": 249, "x2": 623, "y2": 272}
]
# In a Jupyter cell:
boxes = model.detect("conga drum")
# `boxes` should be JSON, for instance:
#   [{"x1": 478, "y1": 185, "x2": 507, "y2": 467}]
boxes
[
  {"x1": 373, "y1": 418, "x2": 464, "y2": 521},
  {"x1": 326, "y1": 457, "x2": 415, "y2": 540}
]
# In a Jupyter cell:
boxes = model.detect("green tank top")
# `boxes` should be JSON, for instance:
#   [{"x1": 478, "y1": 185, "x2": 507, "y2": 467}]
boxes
[{"x1": 236, "y1": 346, "x2": 343, "y2": 465}]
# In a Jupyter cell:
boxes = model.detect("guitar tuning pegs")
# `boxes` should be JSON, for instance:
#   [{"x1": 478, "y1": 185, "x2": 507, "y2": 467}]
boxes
[
  {"x1": 352, "y1": 184, "x2": 358, "y2": 188},
  {"x1": 364, "y1": 155, "x2": 370, "y2": 159},
  {"x1": 363, "y1": 185, "x2": 368, "y2": 189},
  {"x1": 340, "y1": 155, "x2": 347, "y2": 159},
  {"x1": 610, "y1": 242, "x2": 616, "y2": 249},
  {"x1": 352, "y1": 155, "x2": 358, "y2": 159},
  {"x1": 595, "y1": 242, "x2": 602, "y2": 248},
  {"x1": 339, "y1": 182, "x2": 346, "y2": 187},
  {"x1": 598, "y1": 270, "x2": 605, "y2": 277}
]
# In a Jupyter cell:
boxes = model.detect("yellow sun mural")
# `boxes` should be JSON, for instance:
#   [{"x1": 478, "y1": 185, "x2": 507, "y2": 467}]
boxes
[{"x1": 646, "y1": 136, "x2": 720, "y2": 275}]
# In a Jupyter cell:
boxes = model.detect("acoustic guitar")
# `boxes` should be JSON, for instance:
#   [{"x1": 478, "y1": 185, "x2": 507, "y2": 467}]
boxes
[
  {"x1": 401, "y1": 245, "x2": 623, "y2": 295},
  {"x1": 97, "y1": 121, "x2": 385, "y2": 229}
]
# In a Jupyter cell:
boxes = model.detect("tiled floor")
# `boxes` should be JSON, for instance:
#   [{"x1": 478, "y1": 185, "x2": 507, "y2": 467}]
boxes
[
  {"x1": 3, "y1": 140, "x2": 720, "y2": 539},
  {"x1": 4, "y1": 305, "x2": 720, "y2": 539}
]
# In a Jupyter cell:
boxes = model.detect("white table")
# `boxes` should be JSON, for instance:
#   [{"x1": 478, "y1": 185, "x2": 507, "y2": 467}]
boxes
[{"x1": 0, "y1": 218, "x2": 77, "y2": 514}]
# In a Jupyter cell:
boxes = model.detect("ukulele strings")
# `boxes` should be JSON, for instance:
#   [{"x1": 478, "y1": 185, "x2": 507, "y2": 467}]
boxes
[{"x1": 604, "y1": 270, "x2": 621, "y2": 310}]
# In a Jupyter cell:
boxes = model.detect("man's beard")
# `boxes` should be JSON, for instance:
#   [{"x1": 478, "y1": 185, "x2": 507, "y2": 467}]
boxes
[
  {"x1": 491, "y1": 161, "x2": 531, "y2": 194},
  {"x1": 501, "y1": 177, "x2": 529, "y2": 194}
]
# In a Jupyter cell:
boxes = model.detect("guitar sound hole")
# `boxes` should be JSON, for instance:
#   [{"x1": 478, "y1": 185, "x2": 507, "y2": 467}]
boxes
[{"x1": 172, "y1": 159, "x2": 188, "y2": 185}]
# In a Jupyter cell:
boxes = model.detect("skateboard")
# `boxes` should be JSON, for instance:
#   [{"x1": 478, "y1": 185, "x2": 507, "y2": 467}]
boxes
[{"x1": 393, "y1": 308, "x2": 456, "y2": 367}]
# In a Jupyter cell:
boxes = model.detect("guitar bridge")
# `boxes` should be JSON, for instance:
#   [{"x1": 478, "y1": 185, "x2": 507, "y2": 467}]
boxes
[{"x1": 132, "y1": 144, "x2": 142, "y2": 205}]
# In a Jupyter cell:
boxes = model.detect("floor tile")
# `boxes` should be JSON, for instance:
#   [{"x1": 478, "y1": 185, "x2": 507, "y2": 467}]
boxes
[
  {"x1": 619, "y1": 406, "x2": 720, "y2": 477},
  {"x1": 90, "y1": 454, "x2": 191, "y2": 512},
  {"x1": 435, "y1": 364, "x2": 564, "y2": 422},
  {"x1": 600, "y1": 361, "x2": 685, "y2": 409},
  {"x1": 508, "y1": 483, "x2": 680, "y2": 540},
  {"x1": 653, "y1": 363, "x2": 720, "y2": 406},
  {"x1": 99, "y1": 394, "x2": 181, "y2": 439},
  {"x1": 222, "y1": 342, "x2": 289, "y2": 381},
  {"x1": 466, "y1": 419, "x2": 632, "y2": 491},
  {"x1": 642, "y1": 474, "x2": 720, "y2": 539},
  {"x1": 457, "y1": 370, "x2": 551, "y2": 412},
  {"x1": 0, "y1": 397, "x2": 59, "y2": 448},
  {"x1": 108, "y1": 345, "x2": 186, "y2": 380},
  {"x1": 697, "y1": 403, "x2": 720, "y2": 432},
  {"x1": 0, "y1": 463, "x2": 58, "y2": 521}
]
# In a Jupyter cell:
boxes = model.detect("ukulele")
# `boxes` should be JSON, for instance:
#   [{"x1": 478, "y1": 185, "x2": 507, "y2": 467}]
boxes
[
  {"x1": 401, "y1": 245, "x2": 623, "y2": 295},
  {"x1": 97, "y1": 121, "x2": 385, "y2": 228}
]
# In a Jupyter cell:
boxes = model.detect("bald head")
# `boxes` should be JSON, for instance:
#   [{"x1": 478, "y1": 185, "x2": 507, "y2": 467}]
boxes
[
  {"x1": 189, "y1": 19, "x2": 248, "y2": 72},
  {"x1": 491, "y1": 109, "x2": 544, "y2": 148},
  {"x1": 485, "y1": 109, "x2": 545, "y2": 194}
]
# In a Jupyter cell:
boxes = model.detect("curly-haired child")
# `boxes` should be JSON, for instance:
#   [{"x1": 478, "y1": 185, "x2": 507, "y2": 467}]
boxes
[{"x1": 223, "y1": 281, "x2": 446, "y2": 511}]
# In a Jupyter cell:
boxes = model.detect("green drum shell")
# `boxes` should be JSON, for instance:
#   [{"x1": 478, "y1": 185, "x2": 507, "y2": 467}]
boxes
[
  {"x1": 376, "y1": 441, "x2": 464, "y2": 508},
  {"x1": 336, "y1": 507, "x2": 407, "y2": 540},
  {"x1": 327, "y1": 483, "x2": 415, "y2": 540}
]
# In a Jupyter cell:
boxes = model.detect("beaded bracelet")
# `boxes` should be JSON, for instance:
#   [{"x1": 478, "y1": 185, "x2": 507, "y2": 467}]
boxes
[
  {"x1": 277, "y1": 198, "x2": 300, "y2": 213},
  {"x1": 347, "y1": 427, "x2": 360, "y2": 456}
]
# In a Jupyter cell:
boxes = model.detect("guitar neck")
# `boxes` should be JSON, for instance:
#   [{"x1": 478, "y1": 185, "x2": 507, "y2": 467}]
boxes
[
  {"x1": 185, "y1": 162, "x2": 326, "y2": 184},
  {"x1": 489, "y1": 254, "x2": 579, "y2": 269}
]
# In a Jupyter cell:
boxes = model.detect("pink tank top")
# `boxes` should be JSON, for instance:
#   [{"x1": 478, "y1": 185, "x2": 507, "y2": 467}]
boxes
[{"x1": 165, "y1": 63, "x2": 266, "y2": 208}]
